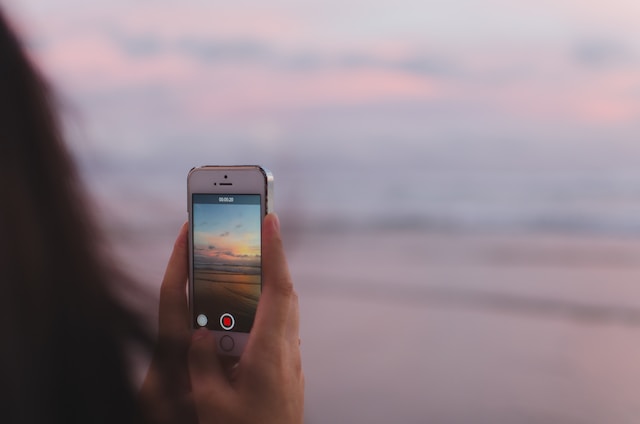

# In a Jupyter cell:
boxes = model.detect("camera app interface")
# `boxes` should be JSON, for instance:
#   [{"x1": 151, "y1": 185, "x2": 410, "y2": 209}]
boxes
[{"x1": 192, "y1": 194, "x2": 261, "y2": 333}]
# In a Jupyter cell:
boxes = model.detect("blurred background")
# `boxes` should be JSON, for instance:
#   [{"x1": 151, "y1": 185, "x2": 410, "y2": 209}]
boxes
[{"x1": 8, "y1": 0, "x2": 640, "y2": 422}]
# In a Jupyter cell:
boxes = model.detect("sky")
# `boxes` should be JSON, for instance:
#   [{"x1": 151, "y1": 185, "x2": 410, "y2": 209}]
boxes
[
  {"x1": 5, "y1": 0, "x2": 640, "y2": 231},
  {"x1": 9, "y1": 0, "x2": 639, "y2": 154},
  {"x1": 193, "y1": 202, "x2": 261, "y2": 268}
]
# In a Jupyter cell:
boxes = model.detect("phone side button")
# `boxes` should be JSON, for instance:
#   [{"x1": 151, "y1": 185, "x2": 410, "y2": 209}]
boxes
[{"x1": 219, "y1": 335, "x2": 235, "y2": 352}]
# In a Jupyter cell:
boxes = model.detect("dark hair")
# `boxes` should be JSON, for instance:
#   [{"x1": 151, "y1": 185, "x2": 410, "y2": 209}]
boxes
[{"x1": 0, "y1": 9, "x2": 151, "y2": 423}]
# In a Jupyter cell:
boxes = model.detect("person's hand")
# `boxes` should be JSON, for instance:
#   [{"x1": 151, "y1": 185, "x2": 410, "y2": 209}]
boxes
[
  {"x1": 188, "y1": 213, "x2": 305, "y2": 424},
  {"x1": 139, "y1": 222, "x2": 197, "y2": 424}
]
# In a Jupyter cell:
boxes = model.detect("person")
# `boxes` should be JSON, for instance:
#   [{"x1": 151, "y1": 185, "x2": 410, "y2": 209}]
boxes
[{"x1": 0, "y1": 7, "x2": 303, "y2": 424}]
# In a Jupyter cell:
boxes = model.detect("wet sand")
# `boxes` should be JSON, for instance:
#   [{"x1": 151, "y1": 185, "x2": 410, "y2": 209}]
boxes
[
  {"x1": 290, "y1": 230, "x2": 640, "y2": 424},
  {"x1": 113, "y1": 227, "x2": 640, "y2": 424},
  {"x1": 193, "y1": 270, "x2": 260, "y2": 332}
]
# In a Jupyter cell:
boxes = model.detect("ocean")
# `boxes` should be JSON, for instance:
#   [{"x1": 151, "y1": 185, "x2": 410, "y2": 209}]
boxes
[{"x1": 79, "y1": 144, "x2": 640, "y2": 238}]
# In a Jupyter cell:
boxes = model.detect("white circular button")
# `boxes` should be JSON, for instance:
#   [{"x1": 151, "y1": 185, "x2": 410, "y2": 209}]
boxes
[{"x1": 196, "y1": 314, "x2": 208, "y2": 327}]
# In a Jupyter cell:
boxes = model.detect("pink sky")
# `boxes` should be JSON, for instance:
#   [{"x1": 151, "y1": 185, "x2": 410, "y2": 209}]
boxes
[{"x1": 6, "y1": 0, "x2": 640, "y2": 161}]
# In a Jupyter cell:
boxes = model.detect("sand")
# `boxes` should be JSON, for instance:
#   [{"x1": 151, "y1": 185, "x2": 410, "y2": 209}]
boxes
[{"x1": 113, "y1": 226, "x2": 640, "y2": 423}]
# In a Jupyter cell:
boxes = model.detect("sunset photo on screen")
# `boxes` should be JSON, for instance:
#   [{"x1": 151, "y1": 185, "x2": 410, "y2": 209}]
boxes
[{"x1": 192, "y1": 196, "x2": 261, "y2": 332}]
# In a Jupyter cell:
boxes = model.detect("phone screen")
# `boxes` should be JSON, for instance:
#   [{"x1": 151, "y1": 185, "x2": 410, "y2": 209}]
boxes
[{"x1": 191, "y1": 193, "x2": 262, "y2": 333}]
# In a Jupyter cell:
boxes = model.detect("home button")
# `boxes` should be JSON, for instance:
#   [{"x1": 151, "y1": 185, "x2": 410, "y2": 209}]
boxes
[{"x1": 219, "y1": 335, "x2": 235, "y2": 352}]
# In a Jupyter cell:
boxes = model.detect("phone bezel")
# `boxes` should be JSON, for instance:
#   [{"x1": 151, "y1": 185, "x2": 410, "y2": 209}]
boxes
[{"x1": 187, "y1": 165, "x2": 272, "y2": 356}]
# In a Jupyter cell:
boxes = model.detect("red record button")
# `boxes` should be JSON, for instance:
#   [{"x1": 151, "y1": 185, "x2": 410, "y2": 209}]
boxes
[{"x1": 220, "y1": 313, "x2": 235, "y2": 331}]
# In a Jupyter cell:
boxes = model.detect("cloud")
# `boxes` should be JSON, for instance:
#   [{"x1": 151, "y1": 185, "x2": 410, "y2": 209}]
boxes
[
  {"x1": 109, "y1": 30, "x2": 275, "y2": 64},
  {"x1": 571, "y1": 38, "x2": 634, "y2": 69},
  {"x1": 108, "y1": 28, "x2": 457, "y2": 79},
  {"x1": 119, "y1": 34, "x2": 164, "y2": 58},
  {"x1": 175, "y1": 38, "x2": 272, "y2": 63},
  {"x1": 337, "y1": 52, "x2": 457, "y2": 77}
]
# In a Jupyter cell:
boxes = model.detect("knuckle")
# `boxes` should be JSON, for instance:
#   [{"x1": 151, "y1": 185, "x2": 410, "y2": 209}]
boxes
[
  {"x1": 293, "y1": 355, "x2": 303, "y2": 376},
  {"x1": 273, "y1": 276, "x2": 295, "y2": 298}
]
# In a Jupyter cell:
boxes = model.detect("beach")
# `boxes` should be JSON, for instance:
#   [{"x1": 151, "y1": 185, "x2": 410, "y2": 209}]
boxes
[
  {"x1": 12, "y1": 0, "x2": 640, "y2": 420},
  {"x1": 193, "y1": 270, "x2": 260, "y2": 332},
  {"x1": 113, "y1": 225, "x2": 640, "y2": 423}
]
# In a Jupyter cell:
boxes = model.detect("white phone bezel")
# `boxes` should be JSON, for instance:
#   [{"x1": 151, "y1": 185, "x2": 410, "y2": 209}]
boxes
[{"x1": 187, "y1": 165, "x2": 272, "y2": 356}]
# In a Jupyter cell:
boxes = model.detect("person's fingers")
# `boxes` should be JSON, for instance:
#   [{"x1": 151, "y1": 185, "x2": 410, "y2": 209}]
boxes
[
  {"x1": 285, "y1": 289, "x2": 301, "y2": 348},
  {"x1": 158, "y1": 222, "x2": 190, "y2": 342},
  {"x1": 251, "y1": 214, "x2": 297, "y2": 347},
  {"x1": 141, "y1": 223, "x2": 193, "y2": 421},
  {"x1": 188, "y1": 329, "x2": 229, "y2": 420}
]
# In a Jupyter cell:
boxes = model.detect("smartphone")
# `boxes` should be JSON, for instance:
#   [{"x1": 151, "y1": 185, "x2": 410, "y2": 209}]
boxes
[{"x1": 187, "y1": 165, "x2": 273, "y2": 356}]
